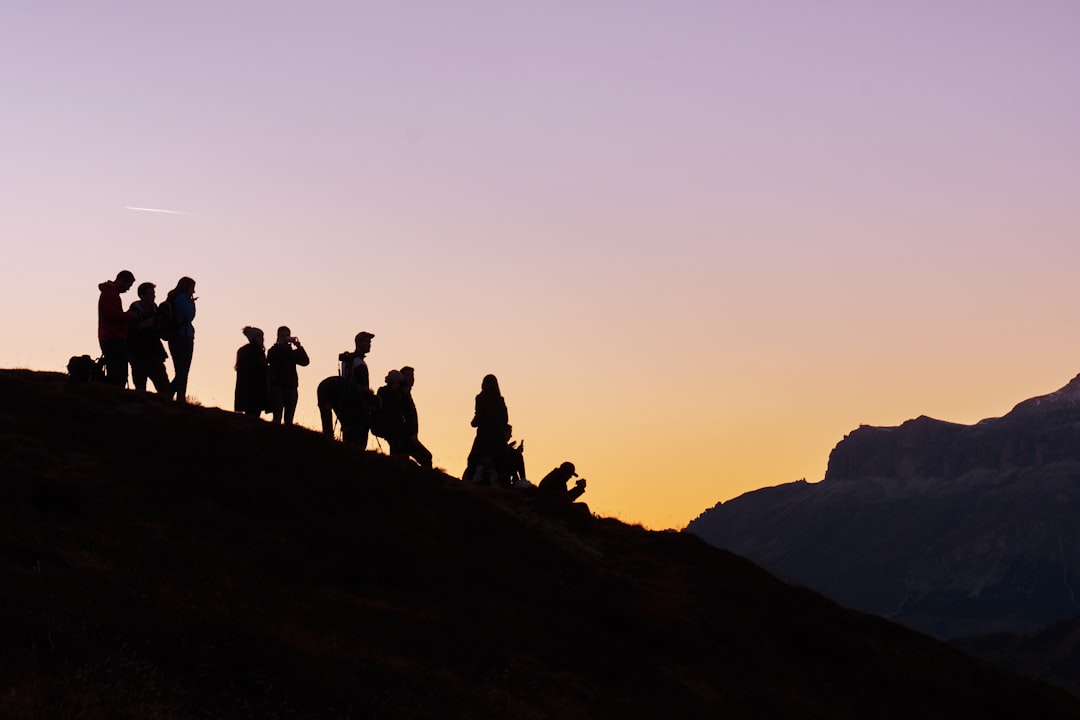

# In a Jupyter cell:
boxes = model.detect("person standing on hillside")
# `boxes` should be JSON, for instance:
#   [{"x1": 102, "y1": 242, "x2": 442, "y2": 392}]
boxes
[
  {"x1": 375, "y1": 369, "x2": 409, "y2": 456},
  {"x1": 399, "y1": 366, "x2": 433, "y2": 469},
  {"x1": 127, "y1": 281, "x2": 170, "y2": 394},
  {"x1": 97, "y1": 269, "x2": 135, "y2": 387},
  {"x1": 463, "y1": 374, "x2": 509, "y2": 485},
  {"x1": 267, "y1": 325, "x2": 310, "y2": 425},
  {"x1": 234, "y1": 326, "x2": 268, "y2": 417},
  {"x1": 167, "y1": 276, "x2": 197, "y2": 404},
  {"x1": 333, "y1": 330, "x2": 376, "y2": 447}
]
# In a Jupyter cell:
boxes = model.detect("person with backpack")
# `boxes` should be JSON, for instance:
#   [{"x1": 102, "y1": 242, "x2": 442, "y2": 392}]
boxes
[
  {"x1": 266, "y1": 326, "x2": 310, "y2": 425},
  {"x1": 463, "y1": 374, "x2": 509, "y2": 485},
  {"x1": 127, "y1": 282, "x2": 170, "y2": 394},
  {"x1": 166, "y1": 276, "x2": 197, "y2": 404},
  {"x1": 374, "y1": 369, "x2": 409, "y2": 456},
  {"x1": 97, "y1": 269, "x2": 135, "y2": 387}
]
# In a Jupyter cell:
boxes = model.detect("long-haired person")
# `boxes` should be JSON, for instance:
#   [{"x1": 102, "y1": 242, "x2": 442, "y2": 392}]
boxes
[
  {"x1": 463, "y1": 373, "x2": 509, "y2": 484},
  {"x1": 167, "y1": 276, "x2": 197, "y2": 403}
]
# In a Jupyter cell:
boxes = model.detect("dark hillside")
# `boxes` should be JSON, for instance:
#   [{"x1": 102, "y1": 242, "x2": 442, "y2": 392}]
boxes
[{"x1": 2, "y1": 369, "x2": 1077, "y2": 718}]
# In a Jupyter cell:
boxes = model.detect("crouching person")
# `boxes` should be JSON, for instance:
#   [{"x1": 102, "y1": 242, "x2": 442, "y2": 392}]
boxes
[{"x1": 537, "y1": 461, "x2": 591, "y2": 528}]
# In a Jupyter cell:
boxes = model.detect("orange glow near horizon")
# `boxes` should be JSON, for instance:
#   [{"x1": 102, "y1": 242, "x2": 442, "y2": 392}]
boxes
[{"x1": 3, "y1": 3, "x2": 1080, "y2": 529}]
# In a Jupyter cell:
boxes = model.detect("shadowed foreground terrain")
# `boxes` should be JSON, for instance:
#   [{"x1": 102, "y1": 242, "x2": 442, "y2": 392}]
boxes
[{"x1": 2, "y1": 369, "x2": 1078, "y2": 718}]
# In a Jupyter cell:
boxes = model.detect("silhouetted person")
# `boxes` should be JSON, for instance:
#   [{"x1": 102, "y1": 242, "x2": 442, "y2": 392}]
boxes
[
  {"x1": 127, "y1": 282, "x2": 170, "y2": 394},
  {"x1": 97, "y1": 270, "x2": 135, "y2": 387},
  {"x1": 538, "y1": 462, "x2": 587, "y2": 504},
  {"x1": 267, "y1": 325, "x2": 310, "y2": 425},
  {"x1": 234, "y1": 326, "x2": 267, "y2": 417},
  {"x1": 338, "y1": 331, "x2": 376, "y2": 447},
  {"x1": 167, "y1": 276, "x2": 197, "y2": 403},
  {"x1": 463, "y1": 374, "x2": 509, "y2": 485},
  {"x1": 400, "y1": 366, "x2": 433, "y2": 469},
  {"x1": 497, "y1": 424, "x2": 528, "y2": 488},
  {"x1": 376, "y1": 369, "x2": 409, "y2": 456}
]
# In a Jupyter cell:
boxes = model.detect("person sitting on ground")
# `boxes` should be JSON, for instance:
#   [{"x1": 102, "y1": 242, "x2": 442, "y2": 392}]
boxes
[
  {"x1": 234, "y1": 326, "x2": 267, "y2": 417},
  {"x1": 497, "y1": 424, "x2": 529, "y2": 488},
  {"x1": 538, "y1": 462, "x2": 587, "y2": 503}
]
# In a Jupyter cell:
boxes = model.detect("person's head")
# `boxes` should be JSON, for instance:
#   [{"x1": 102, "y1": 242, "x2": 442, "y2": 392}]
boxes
[
  {"x1": 354, "y1": 331, "x2": 374, "y2": 355},
  {"x1": 481, "y1": 374, "x2": 500, "y2": 395},
  {"x1": 400, "y1": 366, "x2": 415, "y2": 388},
  {"x1": 385, "y1": 369, "x2": 403, "y2": 387},
  {"x1": 558, "y1": 461, "x2": 577, "y2": 478},
  {"x1": 115, "y1": 270, "x2": 135, "y2": 293},
  {"x1": 277, "y1": 326, "x2": 291, "y2": 342},
  {"x1": 242, "y1": 326, "x2": 264, "y2": 347},
  {"x1": 136, "y1": 282, "x2": 156, "y2": 302},
  {"x1": 174, "y1": 276, "x2": 196, "y2": 296}
]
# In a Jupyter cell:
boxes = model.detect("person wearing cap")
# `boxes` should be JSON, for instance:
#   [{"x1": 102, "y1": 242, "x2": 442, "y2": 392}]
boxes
[
  {"x1": 333, "y1": 331, "x2": 376, "y2": 447},
  {"x1": 97, "y1": 269, "x2": 135, "y2": 387},
  {"x1": 538, "y1": 462, "x2": 587, "y2": 503},
  {"x1": 267, "y1": 325, "x2": 310, "y2": 425},
  {"x1": 234, "y1": 326, "x2": 267, "y2": 417},
  {"x1": 339, "y1": 331, "x2": 374, "y2": 386}
]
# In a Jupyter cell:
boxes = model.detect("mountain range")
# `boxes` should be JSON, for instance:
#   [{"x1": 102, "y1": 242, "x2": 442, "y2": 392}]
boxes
[
  {"x1": 687, "y1": 373, "x2": 1080, "y2": 642},
  {"x1": 3, "y1": 368, "x2": 1078, "y2": 717}
]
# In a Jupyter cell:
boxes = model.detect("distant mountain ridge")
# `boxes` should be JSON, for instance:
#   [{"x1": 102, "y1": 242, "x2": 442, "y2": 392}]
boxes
[{"x1": 687, "y1": 373, "x2": 1080, "y2": 640}]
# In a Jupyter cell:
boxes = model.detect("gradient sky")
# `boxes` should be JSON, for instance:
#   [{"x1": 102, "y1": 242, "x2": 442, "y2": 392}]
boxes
[{"x1": 4, "y1": 2, "x2": 1079, "y2": 530}]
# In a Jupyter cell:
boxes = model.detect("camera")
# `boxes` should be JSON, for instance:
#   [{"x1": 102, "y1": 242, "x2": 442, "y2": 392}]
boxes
[{"x1": 289, "y1": 337, "x2": 300, "y2": 344}]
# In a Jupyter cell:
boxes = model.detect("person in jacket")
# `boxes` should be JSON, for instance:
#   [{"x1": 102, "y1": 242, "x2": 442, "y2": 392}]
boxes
[
  {"x1": 127, "y1": 281, "x2": 170, "y2": 393},
  {"x1": 538, "y1": 462, "x2": 587, "y2": 504},
  {"x1": 266, "y1": 325, "x2": 310, "y2": 425},
  {"x1": 167, "y1": 276, "x2": 197, "y2": 404},
  {"x1": 97, "y1": 269, "x2": 135, "y2": 387},
  {"x1": 399, "y1": 366, "x2": 433, "y2": 469},
  {"x1": 375, "y1": 369, "x2": 409, "y2": 456},
  {"x1": 234, "y1": 326, "x2": 267, "y2": 417},
  {"x1": 463, "y1": 374, "x2": 509, "y2": 484}
]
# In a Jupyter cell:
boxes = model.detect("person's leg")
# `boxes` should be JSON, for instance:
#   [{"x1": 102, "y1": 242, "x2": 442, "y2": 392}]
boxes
[
  {"x1": 268, "y1": 386, "x2": 284, "y2": 423},
  {"x1": 283, "y1": 387, "x2": 299, "y2": 425},
  {"x1": 129, "y1": 356, "x2": 148, "y2": 391},
  {"x1": 99, "y1": 338, "x2": 128, "y2": 388},
  {"x1": 148, "y1": 361, "x2": 171, "y2": 394},
  {"x1": 169, "y1": 338, "x2": 193, "y2": 403},
  {"x1": 409, "y1": 439, "x2": 433, "y2": 470}
]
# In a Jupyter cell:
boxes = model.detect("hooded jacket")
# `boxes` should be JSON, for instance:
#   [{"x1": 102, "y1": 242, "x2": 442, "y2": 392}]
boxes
[{"x1": 98, "y1": 281, "x2": 127, "y2": 341}]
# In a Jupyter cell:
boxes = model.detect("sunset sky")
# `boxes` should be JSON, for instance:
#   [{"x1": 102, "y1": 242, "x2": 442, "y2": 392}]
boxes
[{"x1": 3, "y1": 2, "x2": 1079, "y2": 530}]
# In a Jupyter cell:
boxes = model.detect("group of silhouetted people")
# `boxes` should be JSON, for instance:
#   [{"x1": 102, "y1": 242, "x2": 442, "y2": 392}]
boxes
[
  {"x1": 234, "y1": 325, "x2": 311, "y2": 425},
  {"x1": 97, "y1": 270, "x2": 196, "y2": 404},
  {"x1": 94, "y1": 269, "x2": 589, "y2": 514}
]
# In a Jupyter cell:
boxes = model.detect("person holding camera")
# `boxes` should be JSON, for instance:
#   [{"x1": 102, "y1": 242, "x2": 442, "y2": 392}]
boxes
[{"x1": 267, "y1": 325, "x2": 310, "y2": 425}]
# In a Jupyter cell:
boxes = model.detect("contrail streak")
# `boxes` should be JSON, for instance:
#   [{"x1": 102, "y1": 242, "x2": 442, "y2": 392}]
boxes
[{"x1": 125, "y1": 206, "x2": 190, "y2": 215}]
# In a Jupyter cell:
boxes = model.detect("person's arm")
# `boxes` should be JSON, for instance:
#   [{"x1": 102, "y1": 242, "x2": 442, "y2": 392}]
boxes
[{"x1": 294, "y1": 345, "x2": 310, "y2": 367}]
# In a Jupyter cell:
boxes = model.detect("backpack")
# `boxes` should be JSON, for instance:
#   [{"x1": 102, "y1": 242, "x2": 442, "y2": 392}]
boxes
[
  {"x1": 156, "y1": 298, "x2": 179, "y2": 341},
  {"x1": 368, "y1": 393, "x2": 389, "y2": 439},
  {"x1": 67, "y1": 355, "x2": 105, "y2": 383}
]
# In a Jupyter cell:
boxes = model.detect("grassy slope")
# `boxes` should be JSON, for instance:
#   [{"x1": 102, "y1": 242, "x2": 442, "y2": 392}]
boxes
[{"x1": 1, "y1": 369, "x2": 1077, "y2": 719}]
